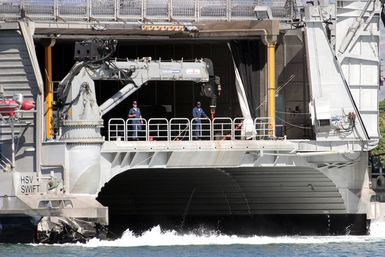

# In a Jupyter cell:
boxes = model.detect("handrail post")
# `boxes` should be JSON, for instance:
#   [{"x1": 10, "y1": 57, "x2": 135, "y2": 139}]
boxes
[
  {"x1": 231, "y1": 119, "x2": 234, "y2": 140},
  {"x1": 167, "y1": 121, "x2": 171, "y2": 141},
  {"x1": 108, "y1": 120, "x2": 111, "y2": 141},
  {"x1": 227, "y1": 0, "x2": 231, "y2": 21},
  {"x1": 20, "y1": 0, "x2": 24, "y2": 18},
  {"x1": 87, "y1": 0, "x2": 91, "y2": 21},
  {"x1": 196, "y1": 0, "x2": 200, "y2": 22},
  {"x1": 209, "y1": 119, "x2": 212, "y2": 141},
  {"x1": 54, "y1": 0, "x2": 58, "y2": 20},
  {"x1": 115, "y1": 0, "x2": 118, "y2": 21},
  {"x1": 145, "y1": 118, "x2": 148, "y2": 141},
  {"x1": 142, "y1": 0, "x2": 146, "y2": 21},
  {"x1": 123, "y1": 118, "x2": 127, "y2": 141},
  {"x1": 169, "y1": 0, "x2": 172, "y2": 21}
]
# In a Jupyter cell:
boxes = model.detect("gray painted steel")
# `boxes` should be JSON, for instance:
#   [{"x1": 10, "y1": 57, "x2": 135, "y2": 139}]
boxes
[{"x1": 0, "y1": 27, "x2": 38, "y2": 173}]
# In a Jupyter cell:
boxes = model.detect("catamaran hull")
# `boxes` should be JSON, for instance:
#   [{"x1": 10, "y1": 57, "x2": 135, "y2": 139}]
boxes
[
  {"x1": 0, "y1": 216, "x2": 38, "y2": 243},
  {"x1": 97, "y1": 163, "x2": 374, "y2": 237}
]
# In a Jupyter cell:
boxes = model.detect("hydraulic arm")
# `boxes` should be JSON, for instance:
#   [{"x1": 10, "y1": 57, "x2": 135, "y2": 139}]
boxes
[{"x1": 56, "y1": 39, "x2": 221, "y2": 140}]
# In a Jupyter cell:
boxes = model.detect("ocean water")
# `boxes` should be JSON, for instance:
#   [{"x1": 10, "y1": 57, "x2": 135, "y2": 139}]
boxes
[{"x1": 1, "y1": 219, "x2": 385, "y2": 257}]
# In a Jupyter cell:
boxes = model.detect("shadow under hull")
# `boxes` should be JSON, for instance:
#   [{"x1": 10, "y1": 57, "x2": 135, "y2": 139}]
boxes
[{"x1": 0, "y1": 216, "x2": 37, "y2": 243}]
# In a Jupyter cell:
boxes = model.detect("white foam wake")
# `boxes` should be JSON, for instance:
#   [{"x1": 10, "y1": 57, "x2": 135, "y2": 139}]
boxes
[
  {"x1": 74, "y1": 218, "x2": 385, "y2": 248},
  {"x1": 30, "y1": 217, "x2": 385, "y2": 248},
  {"x1": 368, "y1": 217, "x2": 385, "y2": 237}
]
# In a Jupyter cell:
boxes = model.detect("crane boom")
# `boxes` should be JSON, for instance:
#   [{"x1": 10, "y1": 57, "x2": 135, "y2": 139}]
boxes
[
  {"x1": 98, "y1": 58, "x2": 212, "y2": 116},
  {"x1": 56, "y1": 39, "x2": 221, "y2": 141}
]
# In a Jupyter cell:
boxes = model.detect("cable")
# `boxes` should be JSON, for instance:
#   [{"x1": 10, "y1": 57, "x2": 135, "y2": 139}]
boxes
[
  {"x1": 276, "y1": 110, "x2": 310, "y2": 115},
  {"x1": 60, "y1": 83, "x2": 89, "y2": 117},
  {"x1": 276, "y1": 116, "x2": 313, "y2": 130},
  {"x1": 255, "y1": 74, "x2": 296, "y2": 112}
]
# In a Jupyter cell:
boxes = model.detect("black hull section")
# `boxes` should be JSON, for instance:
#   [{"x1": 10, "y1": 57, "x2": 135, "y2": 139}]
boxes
[
  {"x1": 98, "y1": 168, "x2": 369, "y2": 237},
  {"x1": 107, "y1": 214, "x2": 369, "y2": 237},
  {"x1": 0, "y1": 216, "x2": 37, "y2": 243}
]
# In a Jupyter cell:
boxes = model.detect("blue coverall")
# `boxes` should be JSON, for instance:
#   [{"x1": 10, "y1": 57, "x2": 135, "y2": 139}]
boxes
[
  {"x1": 192, "y1": 107, "x2": 207, "y2": 139},
  {"x1": 128, "y1": 107, "x2": 142, "y2": 140}
]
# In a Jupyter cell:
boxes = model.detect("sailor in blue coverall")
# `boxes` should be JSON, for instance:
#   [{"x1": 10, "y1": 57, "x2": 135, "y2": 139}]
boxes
[
  {"x1": 128, "y1": 100, "x2": 143, "y2": 140},
  {"x1": 192, "y1": 101, "x2": 207, "y2": 140}
]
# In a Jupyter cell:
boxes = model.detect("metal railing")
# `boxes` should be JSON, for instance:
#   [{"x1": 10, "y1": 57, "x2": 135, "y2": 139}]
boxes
[
  {"x1": 108, "y1": 116, "x2": 274, "y2": 141},
  {"x1": 108, "y1": 118, "x2": 126, "y2": 141},
  {"x1": 170, "y1": 118, "x2": 190, "y2": 141},
  {"x1": 148, "y1": 118, "x2": 168, "y2": 141},
  {"x1": 0, "y1": 0, "x2": 292, "y2": 22},
  {"x1": 213, "y1": 117, "x2": 232, "y2": 140},
  {"x1": 126, "y1": 118, "x2": 147, "y2": 141}
]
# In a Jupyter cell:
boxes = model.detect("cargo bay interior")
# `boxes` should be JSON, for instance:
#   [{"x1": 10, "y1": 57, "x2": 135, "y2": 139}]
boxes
[{"x1": 36, "y1": 31, "x2": 314, "y2": 140}]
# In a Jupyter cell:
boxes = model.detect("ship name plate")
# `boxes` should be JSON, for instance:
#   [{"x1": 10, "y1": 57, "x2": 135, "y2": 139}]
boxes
[{"x1": 16, "y1": 174, "x2": 42, "y2": 195}]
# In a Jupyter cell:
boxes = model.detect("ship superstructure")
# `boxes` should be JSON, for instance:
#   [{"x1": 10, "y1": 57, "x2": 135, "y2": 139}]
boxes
[{"x1": 0, "y1": 0, "x2": 384, "y2": 242}]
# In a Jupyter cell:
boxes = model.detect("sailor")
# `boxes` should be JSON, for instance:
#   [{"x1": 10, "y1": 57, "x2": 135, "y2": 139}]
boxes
[
  {"x1": 128, "y1": 101, "x2": 143, "y2": 140},
  {"x1": 192, "y1": 101, "x2": 207, "y2": 140}
]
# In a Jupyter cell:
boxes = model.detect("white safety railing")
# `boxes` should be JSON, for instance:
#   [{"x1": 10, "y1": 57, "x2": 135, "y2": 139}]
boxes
[
  {"x1": 255, "y1": 117, "x2": 272, "y2": 139},
  {"x1": 233, "y1": 117, "x2": 255, "y2": 140},
  {"x1": 119, "y1": 0, "x2": 143, "y2": 21},
  {"x1": 0, "y1": 0, "x2": 293, "y2": 21},
  {"x1": 199, "y1": 0, "x2": 228, "y2": 20},
  {"x1": 58, "y1": 0, "x2": 88, "y2": 20},
  {"x1": 108, "y1": 118, "x2": 126, "y2": 141},
  {"x1": 170, "y1": 118, "x2": 190, "y2": 141},
  {"x1": 148, "y1": 118, "x2": 168, "y2": 141},
  {"x1": 91, "y1": 1, "x2": 116, "y2": 20},
  {"x1": 109, "y1": 117, "x2": 273, "y2": 142},
  {"x1": 126, "y1": 118, "x2": 147, "y2": 141},
  {"x1": 0, "y1": 1, "x2": 19, "y2": 16},
  {"x1": 191, "y1": 117, "x2": 211, "y2": 140},
  {"x1": 172, "y1": 0, "x2": 195, "y2": 20},
  {"x1": 212, "y1": 117, "x2": 233, "y2": 140},
  {"x1": 23, "y1": 0, "x2": 55, "y2": 20},
  {"x1": 232, "y1": 0, "x2": 259, "y2": 19}
]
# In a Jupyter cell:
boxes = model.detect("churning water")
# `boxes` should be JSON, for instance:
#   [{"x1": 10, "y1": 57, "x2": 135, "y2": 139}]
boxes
[{"x1": 1, "y1": 218, "x2": 385, "y2": 257}]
